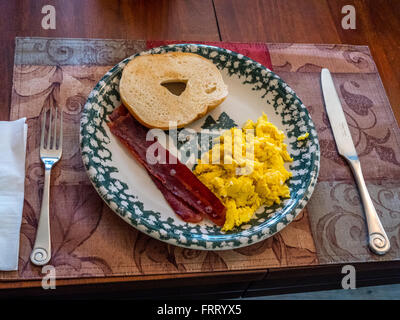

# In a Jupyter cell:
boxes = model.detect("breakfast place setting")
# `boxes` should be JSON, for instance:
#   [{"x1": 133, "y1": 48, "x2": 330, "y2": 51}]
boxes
[{"x1": 0, "y1": 0, "x2": 399, "y2": 300}]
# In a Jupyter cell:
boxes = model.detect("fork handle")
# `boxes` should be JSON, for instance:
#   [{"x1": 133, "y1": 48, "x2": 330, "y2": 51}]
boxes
[
  {"x1": 30, "y1": 168, "x2": 52, "y2": 266},
  {"x1": 347, "y1": 158, "x2": 390, "y2": 255}
]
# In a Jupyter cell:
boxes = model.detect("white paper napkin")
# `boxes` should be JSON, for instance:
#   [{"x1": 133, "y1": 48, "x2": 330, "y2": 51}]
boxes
[{"x1": 0, "y1": 118, "x2": 27, "y2": 271}]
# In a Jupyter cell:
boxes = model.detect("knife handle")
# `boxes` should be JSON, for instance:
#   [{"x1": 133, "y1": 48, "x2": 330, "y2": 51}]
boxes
[{"x1": 346, "y1": 157, "x2": 390, "y2": 255}]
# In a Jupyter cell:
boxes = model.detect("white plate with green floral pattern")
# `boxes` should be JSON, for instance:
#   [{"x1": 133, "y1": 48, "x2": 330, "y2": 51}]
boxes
[{"x1": 80, "y1": 43, "x2": 320, "y2": 250}]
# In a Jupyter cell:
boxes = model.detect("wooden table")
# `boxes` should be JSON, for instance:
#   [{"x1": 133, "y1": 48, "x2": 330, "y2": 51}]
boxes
[{"x1": 1, "y1": 0, "x2": 399, "y2": 299}]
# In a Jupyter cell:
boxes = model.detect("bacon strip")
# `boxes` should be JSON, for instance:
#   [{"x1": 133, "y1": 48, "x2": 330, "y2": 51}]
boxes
[
  {"x1": 150, "y1": 174, "x2": 203, "y2": 223},
  {"x1": 107, "y1": 105, "x2": 226, "y2": 226}
]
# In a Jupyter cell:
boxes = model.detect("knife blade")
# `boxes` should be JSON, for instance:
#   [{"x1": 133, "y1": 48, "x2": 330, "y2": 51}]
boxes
[
  {"x1": 321, "y1": 68, "x2": 390, "y2": 255},
  {"x1": 321, "y1": 69, "x2": 358, "y2": 159}
]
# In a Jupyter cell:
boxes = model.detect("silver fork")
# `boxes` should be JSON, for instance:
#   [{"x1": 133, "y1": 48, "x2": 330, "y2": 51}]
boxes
[{"x1": 30, "y1": 107, "x2": 63, "y2": 266}]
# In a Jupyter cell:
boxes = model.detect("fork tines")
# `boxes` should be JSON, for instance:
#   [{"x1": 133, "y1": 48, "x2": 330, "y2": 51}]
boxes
[{"x1": 40, "y1": 107, "x2": 63, "y2": 150}]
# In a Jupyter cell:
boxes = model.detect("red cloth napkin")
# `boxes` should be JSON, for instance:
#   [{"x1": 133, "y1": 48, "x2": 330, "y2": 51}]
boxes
[{"x1": 146, "y1": 40, "x2": 273, "y2": 70}]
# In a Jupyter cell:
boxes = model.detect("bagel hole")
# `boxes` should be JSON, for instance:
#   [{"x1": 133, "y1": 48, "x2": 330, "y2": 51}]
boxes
[{"x1": 161, "y1": 80, "x2": 188, "y2": 96}]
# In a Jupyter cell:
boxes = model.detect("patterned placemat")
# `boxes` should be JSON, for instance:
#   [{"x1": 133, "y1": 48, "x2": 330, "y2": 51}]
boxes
[{"x1": 1, "y1": 38, "x2": 399, "y2": 280}]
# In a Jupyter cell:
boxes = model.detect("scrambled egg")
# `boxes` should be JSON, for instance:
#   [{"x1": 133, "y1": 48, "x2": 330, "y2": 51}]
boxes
[
  {"x1": 194, "y1": 113, "x2": 293, "y2": 231},
  {"x1": 297, "y1": 132, "x2": 309, "y2": 141}
]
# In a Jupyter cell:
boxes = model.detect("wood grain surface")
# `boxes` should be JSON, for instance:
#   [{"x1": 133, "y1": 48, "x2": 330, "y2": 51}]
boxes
[
  {"x1": 214, "y1": 0, "x2": 400, "y2": 124},
  {"x1": 0, "y1": 0, "x2": 399, "y2": 296},
  {"x1": 0, "y1": 0, "x2": 220, "y2": 121}
]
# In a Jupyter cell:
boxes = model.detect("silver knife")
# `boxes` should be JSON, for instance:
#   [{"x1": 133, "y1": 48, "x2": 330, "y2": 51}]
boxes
[{"x1": 321, "y1": 68, "x2": 390, "y2": 255}]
